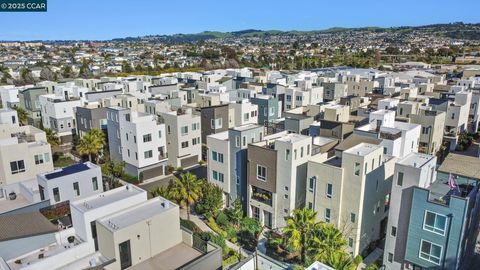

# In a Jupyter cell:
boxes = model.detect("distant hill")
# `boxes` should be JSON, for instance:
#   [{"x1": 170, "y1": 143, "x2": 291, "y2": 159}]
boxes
[{"x1": 48, "y1": 22, "x2": 480, "y2": 43}]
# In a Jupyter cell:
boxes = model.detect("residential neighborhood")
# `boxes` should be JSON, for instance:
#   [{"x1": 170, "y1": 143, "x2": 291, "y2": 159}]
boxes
[{"x1": 1, "y1": 1, "x2": 480, "y2": 270}]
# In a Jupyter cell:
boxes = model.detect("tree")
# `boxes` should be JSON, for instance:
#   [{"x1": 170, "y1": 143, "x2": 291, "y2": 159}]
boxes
[
  {"x1": 77, "y1": 128, "x2": 106, "y2": 163},
  {"x1": 169, "y1": 172, "x2": 203, "y2": 220},
  {"x1": 44, "y1": 128, "x2": 60, "y2": 148},
  {"x1": 195, "y1": 181, "x2": 223, "y2": 218},
  {"x1": 226, "y1": 198, "x2": 243, "y2": 227},
  {"x1": 324, "y1": 252, "x2": 362, "y2": 270},
  {"x1": 308, "y1": 223, "x2": 347, "y2": 263},
  {"x1": 150, "y1": 185, "x2": 171, "y2": 199},
  {"x1": 101, "y1": 153, "x2": 126, "y2": 189},
  {"x1": 13, "y1": 107, "x2": 28, "y2": 125},
  {"x1": 283, "y1": 208, "x2": 317, "y2": 264}
]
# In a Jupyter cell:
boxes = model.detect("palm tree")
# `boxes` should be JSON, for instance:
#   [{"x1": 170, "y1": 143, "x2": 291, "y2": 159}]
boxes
[
  {"x1": 100, "y1": 153, "x2": 126, "y2": 190},
  {"x1": 283, "y1": 208, "x2": 317, "y2": 264},
  {"x1": 308, "y1": 223, "x2": 347, "y2": 263},
  {"x1": 13, "y1": 107, "x2": 28, "y2": 125},
  {"x1": 169, "y1": 172, "x2": 202, "y2": 220},
  {"x1": 77, "y1": 128, "x2": 106, "y2": 163},
  {"x1": 325, "y1": 252, "x2": 362, "y2": 270},
  {"x1": 150, "y1": 185, "x2": 171, "y2": 199},
  {"x1": 44, "y1": 128, "x2": 60, "y2": 148}
]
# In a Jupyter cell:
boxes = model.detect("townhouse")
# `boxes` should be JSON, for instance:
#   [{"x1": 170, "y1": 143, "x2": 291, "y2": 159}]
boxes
[{"x1": 107, "y1": 107, "x2": 167, "y2": 179}]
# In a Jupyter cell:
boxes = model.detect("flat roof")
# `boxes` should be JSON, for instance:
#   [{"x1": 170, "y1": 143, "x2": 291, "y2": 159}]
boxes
[
  {"x1": 207, "y1": 131, "x2": 229, "y2": 140},
  {"x1": 335, "y1": 134, "x2": 382, "y2": 152},
  {"x1": 276, "y1": 133, "x2": 310, "y2": 144},
  {"x1": 129, "y1": 243, "x2": 201, "y2": 270},
  {"x1": 44, "y1": 163, "x2": 90, "y2": 180},
  {"x1": 98, "y1": 197, "x2": 176, "y2": 232},
  {"x1": 438, "y1": 153, "x2": 480, "y2": 180},
  {"x1": 231, "y1": 124, "x2": 261, "y2": 132},
  {"x1": 0, "y1": 212, "x2": 57, "y2": 241},
  {"x1": 344, "y1": 143, "x2": 381, "y2": 156},
  {"x1": 71, "y1": 185, "x2": 145, "y2": 212},
  {"x1": 397, "y1": 152, "x2": 435, "y2": 168}
]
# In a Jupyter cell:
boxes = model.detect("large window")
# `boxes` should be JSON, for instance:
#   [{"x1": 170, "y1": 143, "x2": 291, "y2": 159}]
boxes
[
  {"x1": 181, "y1": 126, "x2": 188, "y2": 136},
  {"x1": 144, "y1": 150, "x2": 153, "y2": 159},
  {"x1": 34, "y1": 154, "x2": 44, "y2": 165},
  {"x1": 212, "y1": 151, "x2": 218, "y2": 161},
  {"x1": 212, "y1": 171, "x2": 225, "y2": 182},
  {"x1": 10, "y1": 160, "x2": 25, "y2": 174},
  {"x1": 252, "y1": 206, "x2": 260, "y2": 221},
  {"x1": 181, "y1": 141, "x2": 189, "y2": 148},
  {"x1": 419, "y1": 240, "x2": 442, "y2": 265},
  {"x1": 257, "y1": 165, "x2": 267, "y2": 181},
  {"x1": 211, "y1": 118, "x2": 223, "y2": 129},
  {"x1": 143, "y1": 134, "x2": 152, "y2": 142},
  {"x1": 423, "y1": 211, "x2": 447, "y2": 235}
]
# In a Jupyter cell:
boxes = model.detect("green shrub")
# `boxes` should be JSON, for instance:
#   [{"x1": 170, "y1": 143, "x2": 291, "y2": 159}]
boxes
[
  {"x1": 122, "y1": 174, "x2": 139, "y2": 184},
  {"x1": 207, "y1": 217, "x2": 227, "y2": 238},
  {"x1": 216, "y1": 211, "x2": 229, "y2": 228},
  {"x1": 180, "y1": 219, "x2": 201, "y2": 233},
  {"x1": 225, "y1": 226, "x2": 238, "y2": 243}
]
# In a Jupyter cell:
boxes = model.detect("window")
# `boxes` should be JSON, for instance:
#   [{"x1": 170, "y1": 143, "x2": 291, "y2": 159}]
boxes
[
  {"x1": 44, "y1": 153, "x2": 50, "y2": 163},
  {"x1": 126, "y1": 133, "x2": 129, "y2": 141},
  {"x1": 158, "y1": 130, "x2": 162, "y2": 138},
  {"x1": 285, "y1": 149, "x2": 290, "y2": 160},
  {"x1": 218, "y1": 153, "x2": 224, "y2": 163},
  {"x1": 212, "y1": 151, "x2": 218, "y2": 161},
  {"x1": 309, "y1": 177, "x2": 316, "y2": 192},
  {"x1": 192, "y1": 137, "x2": 200, "y2": 145},
  {"x1": 391, "y1": 226, "x2": 397, "y2": 237},
  {"x1": 350, "y1": 213, "x2": 356, "y2": 223},
  {"x1": 348, "y1": 238, "x2": 353, "y2": 248},
  {"x1": 235, "y1": 136, "x2": 240, "y2": 147},
  {"x1": 213, "y1": 170, "x2": 224, "y2": 182},
  {"x1": 144, "y1": 150, "x2": 153, "y2": 159},
  {"x1": 10, "y1": 160, "x2": 25, "y2": 174},
  {"x1": 244, "y1": 113, "x2": 249, "y2": 121},
  {"x1": 257, "y1": 165, "x2": 267, "y2": 181},
  {"x1": 388, "y1": 253, "x2": 393, "y2": 263},
  {"x1": 73, "y1": 182, "x2": 80, "y2": 197},
  {"x1": 451, "y1": 113, "x2": 455, "y2": 120},
  {"x1": 300, "y1": 147, "x2": 304, "y2": 158},
  {"x1": 133, "y1": 136, "x2": 136, "y2": 143},
  {"x1": 365, "y1": 163, "x2": 368, "y2": 174},
  {"x1": 397, "y1": 172, "x2": 404, "y2": 186},
  {"x1": 143, "y1": 134, "x2": 152, "y2": 142},
  {"x1": 326, "y1": 183, "x2": 333, "y2": 198},
  {"x1": 135, "y1": 152, "x2": 138, "y2": 160},
  {"x1": 181, "y1": 126, "x2": 188, "y2": 136},
  {"x1": 420, "y1": 240, "x2": 442, "y2": 265},
  {"x1": 325, "y1": 208, "x2": 331, "y2": 223},
  {"x1": 53, "y1": 187, "x2": 60, "y2": 202},
  {"x1": 423, "y1": 211, "x2": 447, "y2": 235},
  {"x1": 294, "y1": 149, "x2": 297, "y2": 160},
  {"x1": 181, "y1": 141, "x2": 189, "y2": 148},
  {"x1": 354, "y1": 162, "x2": 360, "y2": 176},
  {"x1": 192, "y1": 122, "x2": 199, "y2": 131},
  {"x1": 92, "y1": 177, "x2": 98, "y2": 191},
  {"x1": 284, "y1": 194, "x2": 288, "y2": 199},
  {"x1": 308, "y1": 202, "x2": 313, "y2": 210},
  {"x1": 125, "y1": 113, "x2": 130, "y2": 122},
  {"x1": 211, "y1": 118, "x2": 223, "y2": 129},
  {"x1": 34, "y1": 154, "x2": 44, "y2": 165},
  {"x1": 242, "y1": 136, "x2": 246, "y2": 146},
  {"x1": 307, "y1": 144, "x2": 310, "y2": 155}
]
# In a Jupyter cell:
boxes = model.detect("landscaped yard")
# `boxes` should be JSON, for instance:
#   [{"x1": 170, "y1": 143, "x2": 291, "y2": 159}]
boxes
[{"x1": 53, "y1": 153, "x2": 76, "y2": 168}]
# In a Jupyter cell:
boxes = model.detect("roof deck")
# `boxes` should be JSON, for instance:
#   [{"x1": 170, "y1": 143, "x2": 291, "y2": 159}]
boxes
[
  {"x1": 397, "y1": 152, "x2": 435, "y2": 168},
  {"x1": 98, "y1": 197, "x2": 176, "y2": 232},
  {"x1": 70, "y1": 184, "x2": 146, "y2": 213},
  {"x1": 129, "y1": 243, "x2": 202, "y2": 270},
  {"x1": 344, "y1": 143, "x2": 381, "y2": 156}
]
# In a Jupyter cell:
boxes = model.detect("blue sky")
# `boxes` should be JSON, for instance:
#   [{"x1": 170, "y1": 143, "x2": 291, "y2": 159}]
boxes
[{"x1": 0, "y1": 0, "x2": 478, "y2": 41}]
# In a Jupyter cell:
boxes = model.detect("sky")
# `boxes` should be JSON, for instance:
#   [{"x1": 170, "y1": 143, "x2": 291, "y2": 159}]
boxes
[{"x1": 0, "y1": 0, "x2": 478, "y2": 41}]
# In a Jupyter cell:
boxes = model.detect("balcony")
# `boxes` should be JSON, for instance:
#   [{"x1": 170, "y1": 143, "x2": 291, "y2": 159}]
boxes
[{"x1": 251, "y1": 186, "x2": 273, "y2": 206}]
